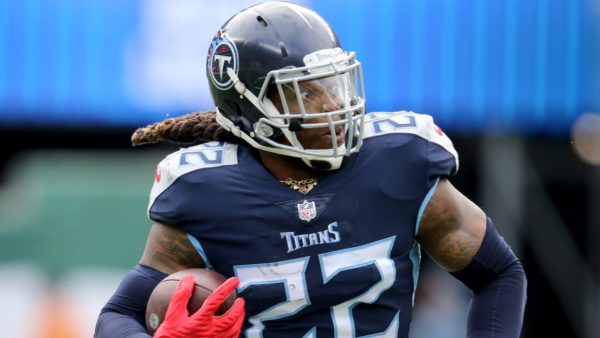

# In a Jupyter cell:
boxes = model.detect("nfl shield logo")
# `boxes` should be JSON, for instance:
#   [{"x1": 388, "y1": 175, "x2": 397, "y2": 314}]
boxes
[{"x1": 297, "y1": 200, "x2": 317, "y2": 222}]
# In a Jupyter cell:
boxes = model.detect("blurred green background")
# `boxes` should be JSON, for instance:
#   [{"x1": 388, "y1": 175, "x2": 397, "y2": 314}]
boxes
[{"x1": 0, "y1": 150, "x2": 160, "y2": 276}]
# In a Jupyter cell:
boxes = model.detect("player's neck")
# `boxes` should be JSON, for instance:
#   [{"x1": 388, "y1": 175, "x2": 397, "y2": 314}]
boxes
[{"x1": 258, "y1": 150, "x2": 321, "y2": 181}]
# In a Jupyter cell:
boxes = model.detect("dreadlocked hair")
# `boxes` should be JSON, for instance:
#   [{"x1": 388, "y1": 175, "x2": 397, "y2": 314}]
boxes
[{"x1": 131, "y1": 110, "x2": 239, "y2": 146}]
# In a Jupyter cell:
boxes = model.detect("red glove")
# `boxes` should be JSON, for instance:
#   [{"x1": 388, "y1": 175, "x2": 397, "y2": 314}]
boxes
[{"x1": 153, "y1": 275, "x2": 245, "y2": 338}]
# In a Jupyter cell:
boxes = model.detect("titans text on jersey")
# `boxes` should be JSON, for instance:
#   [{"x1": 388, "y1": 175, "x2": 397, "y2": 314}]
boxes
[
  {"x1": 147, "y1": 112, "x2": 458, "y2": 338},
  {"x1": 281, "y1": 222, "x2": 341, "y2": 253}
]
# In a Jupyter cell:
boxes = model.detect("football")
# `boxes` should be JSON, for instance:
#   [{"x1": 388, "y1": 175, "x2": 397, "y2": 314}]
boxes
[{"x1": 145, "y1": 268, "x2": 236, "y2": 335}]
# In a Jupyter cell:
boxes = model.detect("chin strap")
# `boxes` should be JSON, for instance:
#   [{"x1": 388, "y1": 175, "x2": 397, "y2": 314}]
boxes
[
  {"x1": 215, "y1": 109, "x2": 242, "y2": 138},
  {"x1": 302, "y1": 155, "x2": 344, "y2": 171},
  {"x1": 216, "y1": 109, "x2": 345, "y2": 170}
]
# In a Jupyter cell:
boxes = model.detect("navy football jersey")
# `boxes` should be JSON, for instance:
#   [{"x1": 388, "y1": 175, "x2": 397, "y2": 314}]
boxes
[{"x1": 148, "y1": 112, "x2": 458, "y2": 338}]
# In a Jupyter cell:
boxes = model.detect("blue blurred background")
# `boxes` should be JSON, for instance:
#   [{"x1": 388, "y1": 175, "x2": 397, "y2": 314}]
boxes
[
  {"x1": 2, "y1": 0, "x2": 599, "y2": 134},
  {"x1": 0, "y1": 1, "x2": 599, "y2": 337}
]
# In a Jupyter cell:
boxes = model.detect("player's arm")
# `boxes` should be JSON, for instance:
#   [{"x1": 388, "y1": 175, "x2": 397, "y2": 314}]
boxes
[
  {"x1": 140, "y1": 222, "x2": 206, "y2": 273},
  {"x1": 416, "y1": 177, "x2": 527, "y2": 338},
  {"x1": 94, "y1": 222, "x2": 204, "y2": 338}
]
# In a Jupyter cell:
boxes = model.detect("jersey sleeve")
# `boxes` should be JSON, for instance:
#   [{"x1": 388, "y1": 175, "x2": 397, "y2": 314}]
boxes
[
  {"x1": 363, "y1": 111, "x2": 459, "y2": 179},
  {"x1": 147, "y1": 151, "x2": 184, "y2": 225},
  {"x1": 146, "y1": 142, "x2": 239, "y2": 226},
  {"x1": 420, "y1": 114, "x2": 459, "y2": 178}
]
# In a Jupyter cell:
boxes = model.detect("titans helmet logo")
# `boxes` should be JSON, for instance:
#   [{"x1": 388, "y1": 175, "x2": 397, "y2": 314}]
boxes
[{"x1": 207, "y1": 31, "x2": 239, "y2": 90}]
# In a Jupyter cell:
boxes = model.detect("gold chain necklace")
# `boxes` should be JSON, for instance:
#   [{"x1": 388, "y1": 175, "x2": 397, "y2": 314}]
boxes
[{"x1": 280, "y1": 177, "x2": 319, "y2": 194}]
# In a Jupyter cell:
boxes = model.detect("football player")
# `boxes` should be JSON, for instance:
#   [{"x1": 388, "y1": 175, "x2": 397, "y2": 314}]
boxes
[{"x1": 95, "y1": 2, "x2": 527, "y2": 338}]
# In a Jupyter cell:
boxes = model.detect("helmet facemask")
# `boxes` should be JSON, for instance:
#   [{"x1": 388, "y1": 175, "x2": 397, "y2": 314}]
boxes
[{"x1": 217, "y1": 48, "x2": 366, "y2": 170}]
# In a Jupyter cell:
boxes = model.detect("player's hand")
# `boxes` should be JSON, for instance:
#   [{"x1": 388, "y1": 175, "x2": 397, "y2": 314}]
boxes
[{"x1": 153, "y1": 275, "x2": 245, "y2": 338}]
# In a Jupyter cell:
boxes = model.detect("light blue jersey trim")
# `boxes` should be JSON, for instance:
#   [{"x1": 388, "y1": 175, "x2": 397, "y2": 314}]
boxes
[
  {"x1": 409, "y1": 241, "x2": 421, "y2": 305},
  {"x1": 302, "y1": 327, "x2": 317, "y2": 338},
  {"x1": 415, "y1": 177, "x2": 440, "y2": 236},
  {"x1": 187, "y1": 234, "x2": 213, "y2": 269},
  {"x1": 411, "y1": 177, "x2": 439, "y2": 304}
]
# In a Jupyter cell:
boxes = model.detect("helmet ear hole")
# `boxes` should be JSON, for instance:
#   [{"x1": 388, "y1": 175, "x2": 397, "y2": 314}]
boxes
[
  {"x1": 231, "y1": 103, "x2": 246, "y2": 128},
  {"x1": 279, "y1": 44, "x2": 289, "y2": 57},
  {"x1": 233, "y1": 102, "x2": 242, "y2": 116},
  {"x1": 257, "y1": 16, "x2": 268, "y2": 27}
]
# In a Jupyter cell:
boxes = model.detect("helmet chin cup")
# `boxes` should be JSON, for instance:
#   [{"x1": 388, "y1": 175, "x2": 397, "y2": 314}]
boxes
[{"x1": 301, "y1": 149, "x2": 345, "y2": 171}]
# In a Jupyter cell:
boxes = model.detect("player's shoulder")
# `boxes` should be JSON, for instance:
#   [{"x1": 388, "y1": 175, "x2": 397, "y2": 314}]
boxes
[
  {"x1": 154, "y1": 141, "x2": 239, "y2": 188},
  {"x1": 364, "y1": 111, "x2": 441, "y2": 139},
  {"x1": 148, "y1": 141, "x2": 240, "y2": 220},
  {"x1": 362, "y1": 111, "x2": 459, "y2": 172},
  {"x1": 159, "y1": 140, "x2": 238, "y2": 170},
  {"x1": 364, "y1": 111, "x2": 453, "y2": 148}
]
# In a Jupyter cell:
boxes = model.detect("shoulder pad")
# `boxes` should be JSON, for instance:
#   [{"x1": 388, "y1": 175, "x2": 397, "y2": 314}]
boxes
[
  {"x1": 148, "y1": 141, "x2": 238, "y2": 215},
  {"x1": 363, "y1": 111, "x2": 459, "y2": 171}
]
